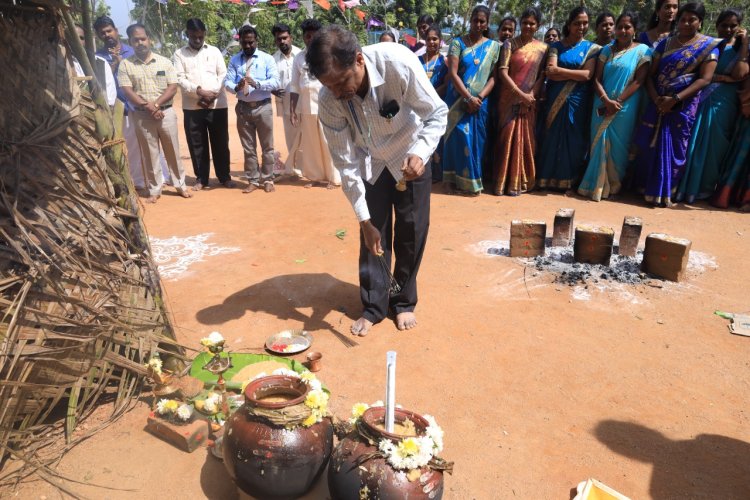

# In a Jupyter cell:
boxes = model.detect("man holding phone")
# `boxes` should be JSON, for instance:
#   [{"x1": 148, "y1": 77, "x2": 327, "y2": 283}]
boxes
[
  {"x1": 118, "y1": 23, "x2": 191, "y2": 203},
  {"x1": 307, "y1": 25, "x2": 447, "y2": 336}
]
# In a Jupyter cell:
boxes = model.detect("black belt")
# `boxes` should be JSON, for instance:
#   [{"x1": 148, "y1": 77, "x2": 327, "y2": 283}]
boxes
[
  {"x1": 238, "y1": 98, "x2": 271, "y2": 109},
  {"x1": 134, "y1": 104, "x2": 172, "y2": 111}
]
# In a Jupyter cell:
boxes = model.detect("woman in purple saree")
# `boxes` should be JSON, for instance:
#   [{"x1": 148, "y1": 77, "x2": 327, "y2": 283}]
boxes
[{"x1": 632, "y1": 2, "x2": 719, "y2": 207}]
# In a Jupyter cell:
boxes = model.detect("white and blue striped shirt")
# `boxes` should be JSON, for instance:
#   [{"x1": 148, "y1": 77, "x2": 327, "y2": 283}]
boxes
[{"x1": 318, "y1": 43, "x2": 448, "y2": 221}]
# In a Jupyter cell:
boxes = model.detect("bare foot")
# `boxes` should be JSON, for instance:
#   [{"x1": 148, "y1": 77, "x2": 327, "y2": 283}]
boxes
[
  {"x1": 192, "y1": 182, "x2": 204, "y2": 191},
  {"x1": 178, "y1": 189, "x2": 193, "y2": 199},
  {"x1": 326, "y1": 182, "x2": 339, "y2": 190},
  {"x1": 304, "y1": 183, "x2": 313, "y2": 189},
  {"x1": 351, "y1": 317, "x2": 373, "y2": 336},
  {"x1": 396, "y1": 312, "x2": 417, "y2": 331},
  {"x1": 145, "y1": 195, "x2": 159, "y2": 204}
]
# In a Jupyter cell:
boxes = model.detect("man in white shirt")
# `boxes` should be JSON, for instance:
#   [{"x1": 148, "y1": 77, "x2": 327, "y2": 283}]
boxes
[
  {"x1": 173, "y1": 18, "x2": 233, "y2": 191},
  {"x1": 309, "y1": 25, "x2": 447, "y2": 336},
  {"x1": 271, "y1": 23, "x2": 302, "y2": 166}
]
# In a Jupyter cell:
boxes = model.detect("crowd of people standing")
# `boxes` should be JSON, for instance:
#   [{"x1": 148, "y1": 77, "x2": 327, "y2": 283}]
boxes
[
  {"x1": 82, "y1": 3, "x2": 749, "y2": 212},
  {"x1": 85, "y1": 15, "x2": 341, "y2": 203},
  {"x1": 411, "y1": 3, "x2": 749, "y2": 211}
]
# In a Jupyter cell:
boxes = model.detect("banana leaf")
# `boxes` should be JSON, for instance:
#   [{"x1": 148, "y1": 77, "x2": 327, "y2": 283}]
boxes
[{"x1": 189, "y1": 352, "x2": 309, "y2": 391}]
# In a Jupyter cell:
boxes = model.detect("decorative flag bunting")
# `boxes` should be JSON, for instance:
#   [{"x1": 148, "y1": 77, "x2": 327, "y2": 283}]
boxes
[
  {"x1": 366, "y1": 16, "x2": 385, "y2": 29},
  {"x1": 161, "y1": 0, "x2": 322, "y2": 10}
]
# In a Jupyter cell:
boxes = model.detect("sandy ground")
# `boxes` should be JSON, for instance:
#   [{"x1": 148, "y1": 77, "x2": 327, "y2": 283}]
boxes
[{"x1": 6, "y1": 93, "x2": 750, "y2": 499}]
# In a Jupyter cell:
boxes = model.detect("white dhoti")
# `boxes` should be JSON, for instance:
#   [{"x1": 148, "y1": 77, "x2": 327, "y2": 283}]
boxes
[{"x1": 286, "y1": 114, "x2": 340, "y2": 185}]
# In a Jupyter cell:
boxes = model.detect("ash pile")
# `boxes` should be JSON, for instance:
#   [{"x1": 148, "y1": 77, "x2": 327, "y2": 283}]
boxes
[{"x1": 508, "y1": 210, "x2": 694, "y2": 285}]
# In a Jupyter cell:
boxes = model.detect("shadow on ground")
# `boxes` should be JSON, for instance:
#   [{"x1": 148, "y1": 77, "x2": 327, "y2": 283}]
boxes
[
  {"x1": 594, "y1": 420, "x2": 750, "y2": 498},
  {"x1": 195, "y1": 273, "x2": 360, "y2": 338},
  {"x1": 200, "y1": 453, "x2": 330, "y2": 500}
]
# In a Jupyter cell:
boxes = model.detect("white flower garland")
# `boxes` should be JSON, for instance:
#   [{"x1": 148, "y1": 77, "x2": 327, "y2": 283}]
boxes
[
  {"x1": 349, "y1": 403, "x2": 444, "y2": 471},
  {"x1": 156, "y1": 399, "x2": 193, "y2": 422},
  {"x1": 244, "y1": 369, "x2": 328, "y2": 427}
]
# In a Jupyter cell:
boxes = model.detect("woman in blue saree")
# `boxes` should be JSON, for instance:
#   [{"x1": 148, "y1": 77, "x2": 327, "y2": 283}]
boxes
[
  {"x1": 638, "y1": 0, "x2": 679, "y2": 48},
  {"x1": 713, "y1": 36, "x2": 750, "y2": 211},
  {"x1": 578, "y1": 12, "x2": 651, "y2": 201},
  {"x1": 537, "y1": 6, "x2": 600, "y2": 190},
  {"x1": 677, "y1": 10, "x2": 745, "y2": 202},
  {"x1": 632, "y1": 2, "x2": 719, "y2": 207},
  {"x1": 419, "y1": 24, "x2": 448, "y2": 181},
  {"x1": 442, "y1": 5, "x2": 500, "y2": 194}
]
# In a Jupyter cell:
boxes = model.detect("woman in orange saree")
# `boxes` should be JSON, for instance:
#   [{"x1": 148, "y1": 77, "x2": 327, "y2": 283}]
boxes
[{"x1": 492, "y1": 7, "x2": 548, "y2": 196}]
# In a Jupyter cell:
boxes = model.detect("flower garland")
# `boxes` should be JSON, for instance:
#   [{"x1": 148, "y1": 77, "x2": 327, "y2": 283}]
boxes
[
  {"x1": 242, "y1": 369, "x2": 329, "y2": 428},
  {"x1": 156, "y1": 399, "x2": 193, "y2": 422},
  {"x1": 349, "y1": 402, "x2": 445, "y2": 471}
]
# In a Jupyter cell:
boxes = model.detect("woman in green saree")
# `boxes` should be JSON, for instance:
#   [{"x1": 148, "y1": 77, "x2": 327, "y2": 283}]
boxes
[{"x1": 677, "y1": 9, "x2": 746, "y2": 203}]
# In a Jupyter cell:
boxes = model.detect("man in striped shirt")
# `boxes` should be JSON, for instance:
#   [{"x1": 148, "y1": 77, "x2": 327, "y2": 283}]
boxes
[{"x1": 308, "y1": 25, "x2": 447, "y2": 337}]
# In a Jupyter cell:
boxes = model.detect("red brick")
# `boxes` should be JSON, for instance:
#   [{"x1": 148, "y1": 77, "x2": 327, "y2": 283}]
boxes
[
  {"x1": 510, "y1": 220, "x2": 546, "y2": 257},
  {"x1": 552, "y1": 208, "x2": 575, "y2": 246},
  {"x1": 146, "y1": 413, "x2": 209, "y2": 453}
]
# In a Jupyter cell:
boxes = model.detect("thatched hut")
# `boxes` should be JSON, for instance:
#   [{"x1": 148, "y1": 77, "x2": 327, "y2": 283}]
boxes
[{"x1": 0, "y1": 0, "x2": 184, "y2": 482}]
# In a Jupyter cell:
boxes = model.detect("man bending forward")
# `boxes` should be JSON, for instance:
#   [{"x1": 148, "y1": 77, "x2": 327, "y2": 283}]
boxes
[{"x1": 307, "y1": 25, "x2": 447, "y2": 336}]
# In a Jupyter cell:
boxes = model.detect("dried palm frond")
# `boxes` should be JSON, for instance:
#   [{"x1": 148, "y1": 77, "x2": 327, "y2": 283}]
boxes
[{"x1": 0, "y1": 0, "x2": 187, "y2": 488}]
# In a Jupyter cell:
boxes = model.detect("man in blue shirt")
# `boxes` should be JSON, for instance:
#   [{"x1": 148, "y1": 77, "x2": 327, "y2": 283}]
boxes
[
  {"x1": 225, "y1": 25, "x2": 280, "y2": 193},
  {"x1": 94, "y1": 16, "x2": 134, "y2": 110}
]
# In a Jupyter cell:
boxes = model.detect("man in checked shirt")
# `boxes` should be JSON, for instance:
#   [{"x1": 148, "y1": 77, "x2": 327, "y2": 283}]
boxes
[{"x1": 307, "y1": 25, "x2": 448, "y2": 336}]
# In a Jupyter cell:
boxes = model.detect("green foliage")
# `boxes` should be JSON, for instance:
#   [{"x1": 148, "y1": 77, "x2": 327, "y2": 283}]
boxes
[
  {"x1": 93, "y1": 0, "x2": 110, "y2": 18},
  {"x1": 127, "y1": 1, "x2": 370, "y2": 56},
  {"x1": 129, "y1": 0, "x2": 249, "y2": 55}
]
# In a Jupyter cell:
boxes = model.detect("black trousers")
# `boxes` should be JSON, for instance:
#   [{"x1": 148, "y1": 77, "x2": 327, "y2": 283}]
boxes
[
  {"x1": 359, "y1": 165, "x2": 431, "y2": 324},
  {"x1": 183, "y1": 108, "x2": 231, "y2": 185}
]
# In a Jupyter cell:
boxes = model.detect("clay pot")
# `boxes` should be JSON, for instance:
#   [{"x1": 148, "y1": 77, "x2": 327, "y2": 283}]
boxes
[
  {"x1": 223, "y1": 375, "x2": 333, "y2": 499},
  {"x1": 328, "y1": 407, "x2": 444, "y2": 499}
]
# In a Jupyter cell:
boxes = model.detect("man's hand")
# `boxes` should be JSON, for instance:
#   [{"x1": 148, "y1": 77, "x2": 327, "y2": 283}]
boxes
[
  {"x1": 235, "y1": 78, "x2": 247, "y2": 93},
  {"x1": 401, "y1": 154, "x2": 425, "y2": 182},
  {"x1": 290, "y1": 110, "x2": 300, "y2": 127},
  {"x1": 197, "y1": 87, "x2": 218, "y2": 102},
  {"x1": 144, "y1": 101, "x2": 159, "y2": 114},
  {"x1": 245, "y1": 75, "x2": 258, "y2": 89},
  {"x1": 108, "y1": 47, "x2": 122, "y2": 66},
  {"x1": 360, "y1": 220, "x2": 382, "y2": 256},
  {"x1": 152, "y1": 109, "x2": 165, "y2": 120},
  {"x1": 272, "y1": 89, "x2": 286, "y2": 98}
]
